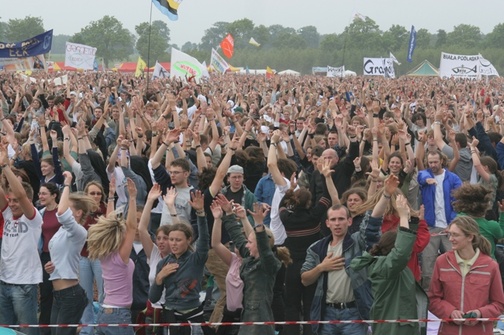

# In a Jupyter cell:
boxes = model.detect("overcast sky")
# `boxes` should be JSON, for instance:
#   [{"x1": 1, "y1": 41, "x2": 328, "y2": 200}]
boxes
[{"x1": 3, "y1": 0, "x2": 503, "y2": 47}]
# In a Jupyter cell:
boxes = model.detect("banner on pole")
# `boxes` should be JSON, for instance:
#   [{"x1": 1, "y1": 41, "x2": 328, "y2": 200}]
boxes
[
  {"x1": 170, "y1": 48, "x2": 208, "y2": 81},
  {"x1": 0, "y1": 30, "x2": 53, "y2": 58},
  {"x1": 210, "y1": 48, "x2": 229, "y2": 74}
]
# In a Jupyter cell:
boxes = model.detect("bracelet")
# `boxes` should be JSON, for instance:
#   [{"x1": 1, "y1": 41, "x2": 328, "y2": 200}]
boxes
[
  {"x1": 152, "y1": 132, "x2": 158, "y2": 137},
  {"x1": 137, "y1": 134, "x2": 144, "y2": 138},
  {"x1": 64, "y1": 138, "x2": 70, "y2": 141},
  {"x1": 170, "y1": 213, "x2": 177, "y2": 217},
  {"x1": 354, "y1": 168, "x2": 362, "y2": 173},
  {"x1": 230, "y1": 148, "x2": 237, "y2": 151},
  {"x1": 254, "y1": 223, "x2": 264, "y2": 230},
  {"x1": 195, "y1": 145, "x2": 201, "y2": 149},
  {"x1": 372, "y1": 113, "x2": 379, "y2": 118},
  {"x1": 196, "y1": 210, "x2": 205, "y2": 216},
  {"x1": 77, "y1": 137, "x2": 83, "y2": 140},
  {"x1": 383, "y1": 193, "x2": 391, "y2": 199},
  {"x1": 108, "y1": 198, "x2": 115, "y2": 202},
  {"x1": 405, "y1": 142, "x2": 411, "y2": 146},
  {"x1": 434, "y1": 121, "x2": 441, "y2": 125},
  {"x1": 63, "y1": 184, "x2": 71, "y2": 188},
  {"x1": 162, "y1": 142, "x2": 170, "y2": 147},
  {"x1": 349, "y1": 136, "x2": 357, "y2": 139},
  {"x1": 173, "y1": 140, "x2": 180, "y2": 144}
]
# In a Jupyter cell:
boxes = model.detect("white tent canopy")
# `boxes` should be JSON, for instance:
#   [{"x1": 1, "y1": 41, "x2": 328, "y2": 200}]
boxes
[{"x1": 278, "y1": 69, "x2": 300, "y2": 76}]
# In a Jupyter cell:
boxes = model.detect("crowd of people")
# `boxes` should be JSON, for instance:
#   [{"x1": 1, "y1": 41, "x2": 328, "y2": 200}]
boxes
[{"x1": 0, "y1": 70, "x2": 504, "y2": 335}]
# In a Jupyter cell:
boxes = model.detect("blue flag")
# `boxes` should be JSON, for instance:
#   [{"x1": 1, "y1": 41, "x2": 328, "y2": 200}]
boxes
[
  {"x1": 0, "y1": 30, "x2": 53, "y2": 58},
  {"x1": 407, "y1": 26, "x2": 416, "y2": 63}
]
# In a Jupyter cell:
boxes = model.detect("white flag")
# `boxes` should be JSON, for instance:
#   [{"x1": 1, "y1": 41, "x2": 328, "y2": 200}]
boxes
[
  {"x1": 478, "y1": 54, "x2": 499, "y2": 77},
  {"x1": 65, "y1": 42, "x2": 97, "y2": 70},
  {"x1": 170, "y1": 48, "x2": 208, "y2": 80},
  {"x1": 210, "y1": 48, "x2": 229, "y2": 74},
  {"x1": 152, "y1": 61, "x2": 170, "y2": 79},
  {"x1": 389, "y1": 52, "x2": 401, "y2": 65},
  {"x1": 249, "y1": 37, "x2": 261, "y2": 47}
]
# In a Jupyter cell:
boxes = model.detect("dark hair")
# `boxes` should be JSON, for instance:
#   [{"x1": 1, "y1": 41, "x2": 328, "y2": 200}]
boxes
[
  {"x1": 455, "y1": 133, "x2": 468, "y2": 148},
  {"x1": 341, "y1": 188, "x2": 367, "y2": 207},
  {"x1": 40, "y1": 182, "x2": 61, "y2": 203},
  {"x1": 388, "y1": 151, "x2": 404, "y2": 168},
  {"x1": 283, "y1": 188, "x2": 312, "y2": 209},
  {"x1": 171, "y1": 158, "x2": 190, "y2": 172},
  {"x1": 198, "y1": 167, "x2": 216, "y2": 190},
  {"x1": 277, "y1": 158, "x2": 297, "y2": 179},
  {"x1": 487, "y1": 132, "x2": 502, "y2": 145},
  {"x1": 369, "y1": 230, "x2": 397, "y2": 256}
]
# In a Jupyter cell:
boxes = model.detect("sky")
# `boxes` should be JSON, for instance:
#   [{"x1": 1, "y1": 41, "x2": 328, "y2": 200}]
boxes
[{"x1": 2, "y1": 0, "x2": 503, "y2": 47}]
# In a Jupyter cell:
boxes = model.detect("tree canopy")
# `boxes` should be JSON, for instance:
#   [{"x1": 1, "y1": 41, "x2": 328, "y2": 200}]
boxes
[{"x1": 135, "y1": 20, "x2": 170, "y2": 67}]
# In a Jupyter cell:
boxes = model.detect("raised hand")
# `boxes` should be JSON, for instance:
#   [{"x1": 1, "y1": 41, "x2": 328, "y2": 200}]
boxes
[
  {"x1": 188, "y1": 190, "x2": 204, "y2": 211},
  {"x1": 163, "y1": 187, "x2": 178, "y2": 208}
]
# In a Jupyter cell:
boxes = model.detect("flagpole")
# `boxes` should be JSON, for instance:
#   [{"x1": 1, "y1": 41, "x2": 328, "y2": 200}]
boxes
[{"x1": 146, "y1": 1, "x2": 153, "y2": 95}]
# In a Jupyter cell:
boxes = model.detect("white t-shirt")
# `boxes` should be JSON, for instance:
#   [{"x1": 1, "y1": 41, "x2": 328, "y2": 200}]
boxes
[
  {"x1": 270, "y1": 177, "x2": 291, "y2": 246},
  {"x1": 0, "y1": 206, "x2": 43, "y2": 284},
  {"x1": 434, "y1": 170, "x2": 448, "y2": 228},
  {"x1": 147, "y1": 245, "x2": 165, "y2": 308},
  {"x1": 107, "y1": 167, "x2": 128, "y2": 210}
]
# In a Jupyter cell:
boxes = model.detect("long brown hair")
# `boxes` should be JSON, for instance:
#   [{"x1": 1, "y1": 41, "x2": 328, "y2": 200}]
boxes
[{"x1": 450, "y1": 216, "x2": 491, "y2": 256}]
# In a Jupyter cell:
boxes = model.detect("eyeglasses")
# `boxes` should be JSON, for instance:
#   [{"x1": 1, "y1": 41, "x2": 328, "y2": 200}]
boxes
[
  {"x1": 169, "y1": 171, "x2": 184, "y2": 175},
  {"x1": 89, "y1": 192, "x2": 102, "y2": 196}
]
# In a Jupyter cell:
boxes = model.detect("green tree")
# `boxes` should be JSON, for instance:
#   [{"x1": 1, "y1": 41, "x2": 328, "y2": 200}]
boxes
[
  {"x1": 343, "y1": 17, "x2": 382, "y2": 52},
  {"x1": 5, "y1": 16, "x2": 44, "y2": 42},
  {"x1": 298, "y1": 26, "x2": 320, "y2": 49},
  {"x1": 135, "y1": 20, "x2": 170, "y2": 66},
  {"x1": 447, "y1": 24, "x2": 482, "y2": 48},
  {"x1": 415, "y1": 28, "x2": 431, "y2": 48},
  {"x1": 227, "y1": 18, "x2": 254, "y2": 49},
  {"x1": 0, "y1": 19, "x2": 7, "y2": 41},
  {"x1": 250, "y1": 24, "x2": 270, "y2": 48},
  {"x1": 382, "y1": 24, "x2": 408, "y2": 51},
  {"x1": 320, "y1": 33, "x2": 344, "y2": 52},
  {"x1": 52, "y1": 34, "x2": 71, "y2": 54},
  {"x1": 435, "y1": 29, "x2": 447, "y2": 48},
  {"x1": 181, "y1": 41, "x2": 198, "y2": 52},
  {"x1": 276, "y1": 32, "x2": 306, "y2": 49},
  {"x1": 71, "y1": 16, "x2": 134, "y2": 68},
  {"x1": 486, "y1": 23, "x2": 504, "y2": 48},
  {"x1": 200, "y1": 21, "x2": 229, "y2": 51}
]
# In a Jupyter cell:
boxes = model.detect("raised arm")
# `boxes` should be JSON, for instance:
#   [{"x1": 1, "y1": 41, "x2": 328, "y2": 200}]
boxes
[
  {"x1": 119, "y1": 179, "x2": 137, "y2": 263},
  {"x1": 210, "y1": 202, "x2": 233, "y2": 266},
  {"x1": 371, "y1": 174, "x2": 399, "y2": 218},
  {"x1": 139, "y1": 184, "x2": 162, "y2": 258},
  {"x1": 267, "y1": 130, "x2": 287, "y2": 187},
  {"x1": 57, "y1": 171, "x2": 74, "y2": 216}
]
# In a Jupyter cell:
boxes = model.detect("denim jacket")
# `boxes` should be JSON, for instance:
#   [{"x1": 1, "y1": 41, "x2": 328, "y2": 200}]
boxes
[{"x1": 301, "y1": 211, "x2": 381, "y2": 334}]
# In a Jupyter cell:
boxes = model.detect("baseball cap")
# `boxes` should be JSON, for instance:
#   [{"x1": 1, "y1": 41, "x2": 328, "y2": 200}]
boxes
[{"x1": 227, "y1": 165, "x2": 244, "y2": 174}]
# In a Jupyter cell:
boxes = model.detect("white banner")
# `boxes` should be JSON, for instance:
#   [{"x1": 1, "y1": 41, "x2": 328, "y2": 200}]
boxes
[
  {"x1": 170, "y1": 47, "x2": 209, "y2": 81},
  {"x1": 327, "y1": 65, "x2": 345, "y2": 78},
  {"x1": 363, "y1": 58, "x2": 395, "y2": 78},
  {"x1": 210, "y1": 48, "x2": 229, "y2": 74},
  {"x1": 65, "y1": 42, "x2": 96, "y2": 70},
  {"x1": 439, "y1": 52, "x2": 479, "y2": 79},
  {"x1": 152, "y1": 61, "x2": 170, "y2": 79}
]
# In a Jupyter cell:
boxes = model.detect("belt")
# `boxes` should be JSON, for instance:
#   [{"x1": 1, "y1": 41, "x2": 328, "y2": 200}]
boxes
[
  {"x1": 103, "y1": 307, "x2": 129, "y2": 314},
  {"x1": 0, "y1": 280, "x2": 20, "y2": 286},
  {"x1": 326, "y1": 301, "x2": 357, "y2": 309}
]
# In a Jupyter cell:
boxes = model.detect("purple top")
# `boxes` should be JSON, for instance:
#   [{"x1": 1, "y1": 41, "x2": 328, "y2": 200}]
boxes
[{"x1": 101, "y1": 252, "x2": 135, "y2": 307}]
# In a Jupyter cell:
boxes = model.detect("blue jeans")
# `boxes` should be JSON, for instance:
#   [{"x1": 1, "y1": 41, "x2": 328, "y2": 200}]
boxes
[
  {"x1": 0, "y1": 282, "x2": 40, "y2": 335},
  {"x1": 51, "y1": 284, "x2": 88, "y2": 335},
  {"x1": 96, "y1": 307, "x2": 134, "y2": 335},
  {"x1": 320, "y1": 306, "x2": 367, "y2": 335},
  {"x1": 80, "y1": 257, "x2": 104, "y2": 335}
]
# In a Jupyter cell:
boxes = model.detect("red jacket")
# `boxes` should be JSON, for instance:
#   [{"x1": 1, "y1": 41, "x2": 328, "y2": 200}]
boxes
[
  {"x1": 428, "y1": 250, "x2": 504, "y2": 335},
  {"x1": 382, "y1": 215, "x2": 430, "y2": 281}
]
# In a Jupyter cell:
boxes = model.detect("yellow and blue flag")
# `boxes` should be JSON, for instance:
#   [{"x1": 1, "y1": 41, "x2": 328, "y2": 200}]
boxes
[{"x1": 152, "y1": 0, "x2": 183, "y2": 21}]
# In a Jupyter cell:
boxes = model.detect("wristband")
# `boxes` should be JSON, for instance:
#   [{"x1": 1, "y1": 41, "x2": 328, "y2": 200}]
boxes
[
  {"x1": 372, "y1": 113, "x2": 379, "y2": 118},
  {"x1": 63, "y1": 184, "x2": 71, "y2": 188},
  {"x1": 254, "y1": 223, "x2": 264, "y2": 231},
  {"x1": 405, "y1": 142, "x2": 411, "y2": 146},
  {"x1": 162, "y1": 142, "x2": 170, "y2": 147},
  {"x1": 170, "y1": 213, "x2": 177, "y2": 217},
  {"x1": 195, "y1": 145, "x2": 201, "y2": 149},
  {"x1": 0, "y1": 164, "x2": 8, "y2": 169},
  {"x1": 196, "y1": 210, "x2": 205, "y2": 216},
  {"x1": 383, "y1": 193, "x2": 391, "y2": 199},
  {"x1": 64, "y1": 138, "x2": 70, "y2": 141}
]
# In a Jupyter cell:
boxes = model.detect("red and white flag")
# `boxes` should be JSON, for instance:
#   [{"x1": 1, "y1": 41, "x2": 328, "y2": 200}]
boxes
[{"x1": 220, "y1": 34, "x2": 234, "y2": 59}]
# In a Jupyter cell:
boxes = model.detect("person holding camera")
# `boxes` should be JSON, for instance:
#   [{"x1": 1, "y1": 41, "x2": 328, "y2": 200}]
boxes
[{"x1": 428, "y1": 216, "x2": 504, "y2": 335}]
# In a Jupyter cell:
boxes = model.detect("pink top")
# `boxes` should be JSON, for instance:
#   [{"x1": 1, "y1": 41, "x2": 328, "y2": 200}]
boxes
[
  {"x1": 226, "y1": 253, "x2": 244, "y2": 311},
  {"x1": 101, "y1": 252, "x2": 135, "y2": 308}
]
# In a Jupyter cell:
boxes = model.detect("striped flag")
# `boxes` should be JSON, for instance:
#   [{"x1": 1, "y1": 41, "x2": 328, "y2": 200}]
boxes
[{"x1": 152, "y1": 0, "x2": 183, "y2": 21}]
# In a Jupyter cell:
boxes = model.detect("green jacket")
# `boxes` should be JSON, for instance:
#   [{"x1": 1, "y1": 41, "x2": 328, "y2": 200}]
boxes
[{"x1": 351, "y1": 227, "x2": 428, "y2": 335}]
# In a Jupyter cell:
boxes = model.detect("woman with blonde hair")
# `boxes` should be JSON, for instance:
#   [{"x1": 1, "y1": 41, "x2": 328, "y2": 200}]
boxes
[
  {"x1": 44, "y1": 172, "x2": 97, "y2": 335},
  {"x1": 87, "y1": 178, "x2": 138, "y2": 335},
  {"x1": 429, "y1": 216, "x2": 504, "y2": 335}
]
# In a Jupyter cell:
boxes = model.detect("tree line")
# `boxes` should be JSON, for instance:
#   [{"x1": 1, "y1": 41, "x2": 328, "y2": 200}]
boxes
[{"x1": 1, "y1": 15, "x2": 504, "y2": 75}]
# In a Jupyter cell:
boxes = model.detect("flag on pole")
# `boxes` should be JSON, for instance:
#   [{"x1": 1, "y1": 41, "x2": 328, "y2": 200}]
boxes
[
  {"x1": 135, "y1": 57, "x2": 147, "y2": 77},
  {"x1": 266, "y1": 66, "x2": 274, "y2": 79},
  {"x1": 407, "y1": 26, "x2": 417, "y2": 63},
  {"x1": 152, "y1": 0, "x2": 183, "y2": 21},
  {"x1": 220, "y1": 34, "x2": 234, "y2": 59},
  {"x1": 152, "y1": 61, "x2": 170, "y2": 79},
  {"x1": 389, "y1": 52, "x2": 401, "y2": 65},
  {"x1": 170, "y1": 48, "x2": 209, "y2": 81},
  {"x1": 249, "y1": 37, "x2": 260, "y2": 47}
]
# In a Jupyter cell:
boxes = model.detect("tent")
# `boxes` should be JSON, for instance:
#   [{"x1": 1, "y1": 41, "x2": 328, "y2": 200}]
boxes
[
  {"x1": 278, "y1": 69, "x2": 300, "y2": 76},
  {"x1": 406, "y1": 60, "x2": 439, "y2": 77}
]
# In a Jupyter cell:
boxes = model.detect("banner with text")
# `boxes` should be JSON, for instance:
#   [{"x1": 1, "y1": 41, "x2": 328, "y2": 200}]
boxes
[
  {"x1": 210, "y1": 48, "x2": 229, "y2": 74},
  {"x1": 327, "y1": 65, "x2": 345, "y2": 78},
  {"x1": 439, "y1": 52, "x2": 480, "y2": 79},
  {"x1": 65, "y1": 42, "x2": 97, "y2": 70},
  {"x1": 479, "y1": 55, "x2": 499, "y2": 77},
  {"x1": 363, "y1": 58, "x2": 395, "y2": 78},
  {"x1": 170, "y1": 48, "x2": 209, "y2": 81},
  {"x1": 0, "y1": 30, "x2": 53, "y2": 58}
]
